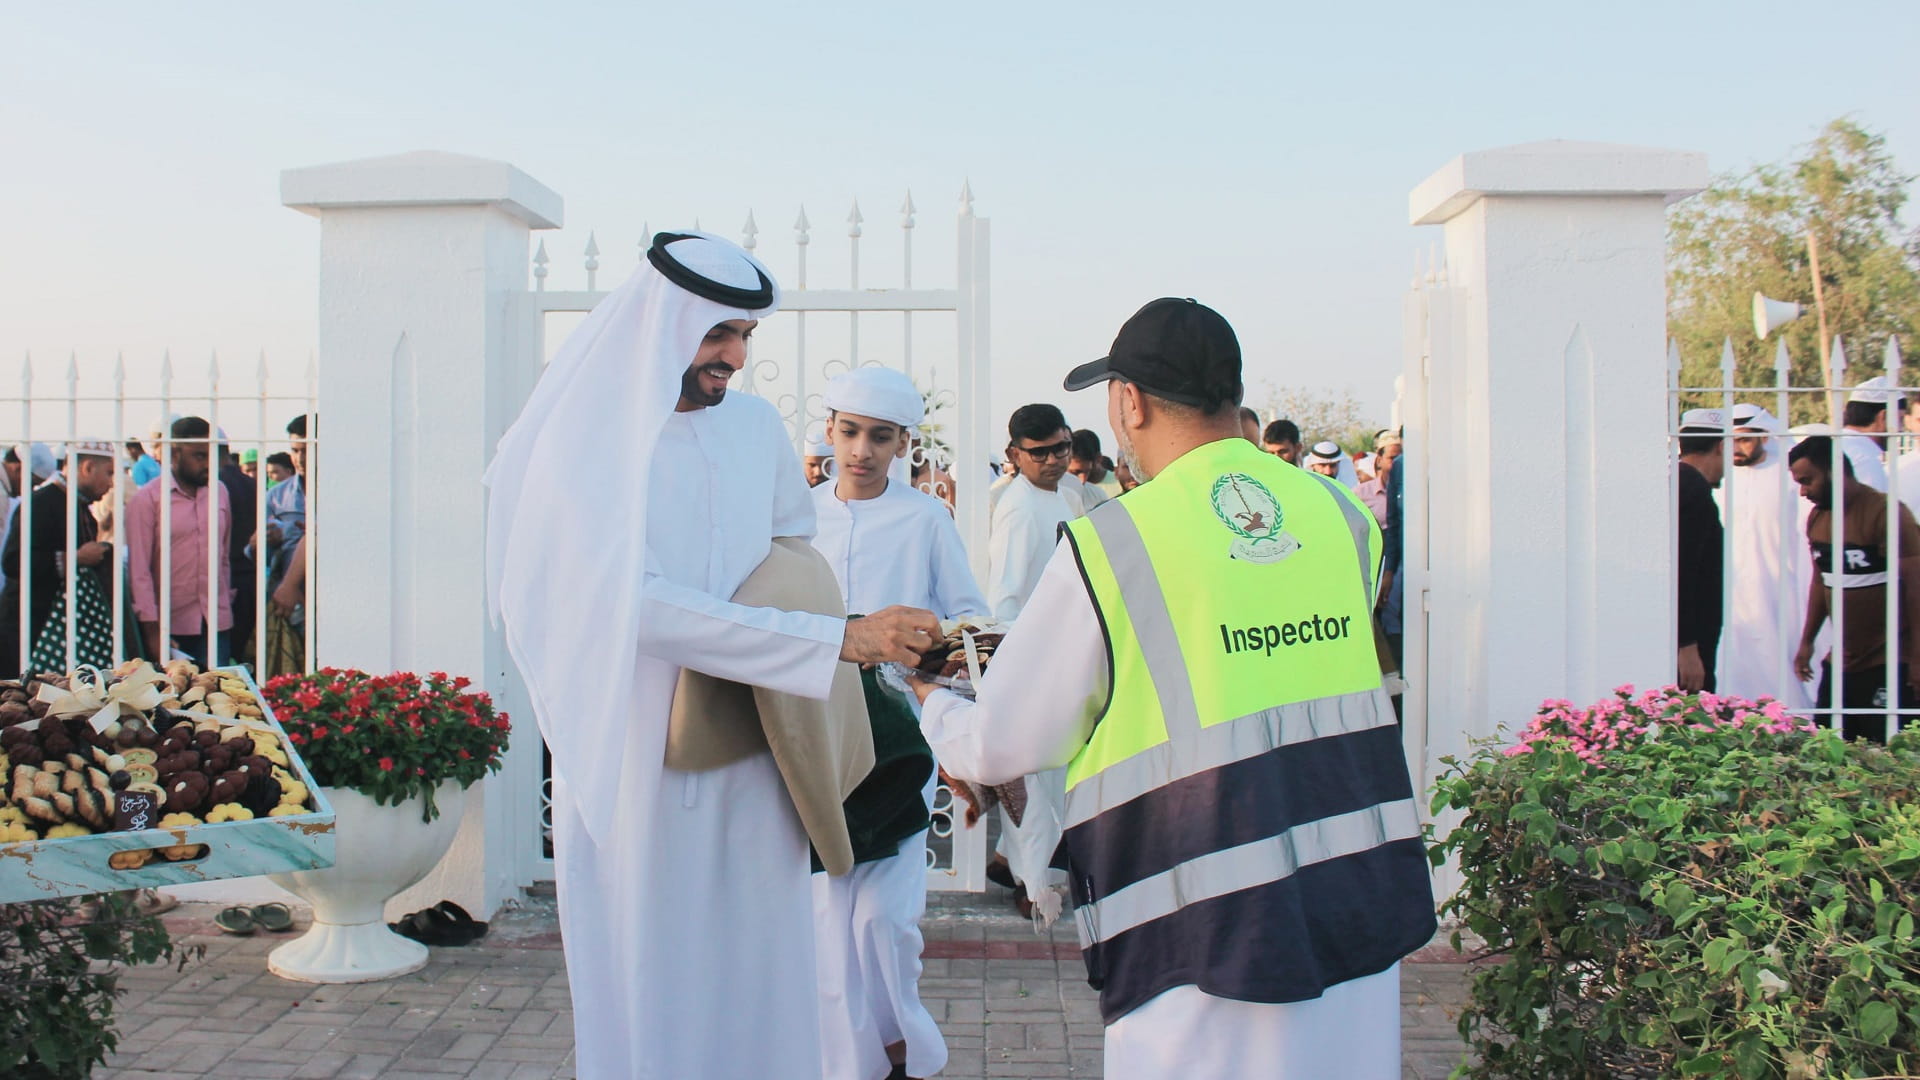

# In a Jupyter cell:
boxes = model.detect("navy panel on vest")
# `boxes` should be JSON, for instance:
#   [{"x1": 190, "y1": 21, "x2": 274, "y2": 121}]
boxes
[
  {"x1": 1062, "y1": 723, "x2": 1414, "y2": 895},
  {"x1": 1072, "y1": 837, "x2": 1437, "y2": 1023}
]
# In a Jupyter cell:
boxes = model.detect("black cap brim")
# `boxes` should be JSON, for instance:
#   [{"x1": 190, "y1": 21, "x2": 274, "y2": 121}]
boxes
[{"x1": 1063, "y1": 357, "x2": 1116, "y2": 393}]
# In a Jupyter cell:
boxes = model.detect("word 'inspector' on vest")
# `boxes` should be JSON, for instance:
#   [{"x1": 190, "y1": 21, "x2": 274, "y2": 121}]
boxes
[{"x1": 1220, "y1": 615, "x2": 1357, "y2": 656}]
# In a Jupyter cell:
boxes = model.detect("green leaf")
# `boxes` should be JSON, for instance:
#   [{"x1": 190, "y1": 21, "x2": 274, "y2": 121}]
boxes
[{"x1": 1860, "y1": 1000, "x2": 1899, "y2": 1045}]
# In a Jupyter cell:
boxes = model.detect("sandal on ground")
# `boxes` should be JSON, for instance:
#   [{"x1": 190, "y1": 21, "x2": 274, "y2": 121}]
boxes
[
  {"x1": 250, "y1": 902, "x2": 294, "y2": 932},
  {"x1": 214, "y1": 906, "x2": 258, "y2": 935},
  {"x1": 432, "y1": 900, "x2": 488, "y2": 943},
  {"x1": 389, "y1": 905, "x2": 482, "y2": 947}
]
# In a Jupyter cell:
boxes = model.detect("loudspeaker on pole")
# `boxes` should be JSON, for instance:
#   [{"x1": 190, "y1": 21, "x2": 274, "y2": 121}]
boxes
[{"x1": 1753, "y1": 293, "x2": 1804, "y2": 340}]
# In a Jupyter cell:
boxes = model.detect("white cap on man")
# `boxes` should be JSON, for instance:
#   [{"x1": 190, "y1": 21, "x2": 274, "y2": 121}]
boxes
[
  {"x1": 1679, "y1": 408, "x2": 1728, "y2": 430},
  {"x1": 822, "y1": 366, "x2": 924, "y2": 431},
  {"x1": 1849, "y1": 376, "x2": 1902, "y2": 405}
]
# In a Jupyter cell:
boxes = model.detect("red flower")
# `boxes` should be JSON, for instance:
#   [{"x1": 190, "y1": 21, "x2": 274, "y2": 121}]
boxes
[
  {"x1": 378, "y1": 757, "x2": 395, "y2": 772},
  {"x1": 457, "y1": 748, "x2": 472, "y2": 760},
  {"x1": 453, "y1": 676, "x2": 472, "y2": 690}
]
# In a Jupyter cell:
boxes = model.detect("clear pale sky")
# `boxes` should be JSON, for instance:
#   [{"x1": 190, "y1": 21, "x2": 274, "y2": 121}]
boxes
[{"x1": 5, "y1": 0, "x2": 1916, "y2": 446}]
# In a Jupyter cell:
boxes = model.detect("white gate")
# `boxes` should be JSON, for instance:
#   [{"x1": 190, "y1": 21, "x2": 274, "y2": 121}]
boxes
[{"x1": 517, "y1": 190, "x2": 993, "y2": 892}]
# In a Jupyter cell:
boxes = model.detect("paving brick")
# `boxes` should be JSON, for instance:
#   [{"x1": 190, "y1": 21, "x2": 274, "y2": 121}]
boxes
[{"x1": 97, "y1": 897, "x2": 1472, "y2": 1079}]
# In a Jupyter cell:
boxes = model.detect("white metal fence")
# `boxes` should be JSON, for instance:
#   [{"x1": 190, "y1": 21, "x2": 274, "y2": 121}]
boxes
[
  {"x1": 519, "y1": 189, "x2": 994, "y2": 891},
  {"x1": 0, "y1": 352, "x2": 318, "y2": 678},
  {"x1": 1670, "y1": 332, "x2": 1913, "y2": 740}
]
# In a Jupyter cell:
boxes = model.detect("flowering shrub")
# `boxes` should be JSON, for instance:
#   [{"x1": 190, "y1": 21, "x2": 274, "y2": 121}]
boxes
[
  {"x1": 1432, "y1": 686, "x2": 1920, "y2": 1079},
  {"x1": 2, "y1": 894, "x2": 195, "y2": 1078},
  {"x1": 262, "y1": 669, "x2": 510, "y2": 822}
]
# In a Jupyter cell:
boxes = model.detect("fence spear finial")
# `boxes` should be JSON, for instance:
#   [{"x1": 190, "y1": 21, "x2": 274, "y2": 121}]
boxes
[{"x1": 742, "y1": 211, "x2": 759, "y2": 251}]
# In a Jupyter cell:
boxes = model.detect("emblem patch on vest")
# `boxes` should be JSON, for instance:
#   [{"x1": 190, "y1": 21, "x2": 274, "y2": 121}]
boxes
[{"x1": 1210, "y1": 473, "x2": 1300, "y2": 564}]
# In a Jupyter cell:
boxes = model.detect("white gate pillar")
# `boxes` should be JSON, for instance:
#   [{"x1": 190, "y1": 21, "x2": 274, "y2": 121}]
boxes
[
  {"x1": 281, "y1": 151, "x2": 562, "y2": 918},
  {"x1": 1407, "y1": 141, "x2": 1706, "y2": 784}
]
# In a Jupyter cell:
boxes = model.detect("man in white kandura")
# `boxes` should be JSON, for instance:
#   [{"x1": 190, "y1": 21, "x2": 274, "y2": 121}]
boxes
[
  {"x1": 1717, "y1": 404, "x2": 1813, "y2": 707},
  {"x1": 485, "y1": 231, "x2": 940, "y2": 1079},
  {"x1": 811, "y1": 365, "x2": 987, "y2": 1080},
  {"x1": 910, "y1": 298, "x2": 1436, "y2": 1079},
  {"x1": 1842, "y1": 376, "x2": 1902, "y2": 491}
]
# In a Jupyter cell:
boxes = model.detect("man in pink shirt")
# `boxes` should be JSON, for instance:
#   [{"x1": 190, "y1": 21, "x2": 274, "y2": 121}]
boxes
[{"x1": 126, "y1": 415, "x2": 233, "y2": 666}]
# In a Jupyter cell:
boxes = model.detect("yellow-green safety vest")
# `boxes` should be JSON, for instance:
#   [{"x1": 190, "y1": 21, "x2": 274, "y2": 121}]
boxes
[{"x1": 1058, "y1": 437, "x2": 1434, "y2": 1023}]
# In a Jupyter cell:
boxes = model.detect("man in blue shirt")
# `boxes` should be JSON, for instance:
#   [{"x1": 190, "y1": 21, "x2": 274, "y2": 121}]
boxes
[{"x1": 258, "y1": 414, "x2": 309, "y2": 676}]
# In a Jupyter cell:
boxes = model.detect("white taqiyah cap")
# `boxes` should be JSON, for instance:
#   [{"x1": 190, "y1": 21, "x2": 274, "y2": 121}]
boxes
[
  {"x1": 823, "y1": 366, "x2": 924, "y2": 429},
  {"x1": 67, "y1": 439, "x2": 119, "y2": 459},
  {"x1": 804, "y1": 438, "x2": 831, "y2": 457},
  {"x1": 1680, "y1": 408, "x2": 1727, "y2": 430},
  {"x1": 1849, "y1": 376, "x2": 1903, "y2": 405}
]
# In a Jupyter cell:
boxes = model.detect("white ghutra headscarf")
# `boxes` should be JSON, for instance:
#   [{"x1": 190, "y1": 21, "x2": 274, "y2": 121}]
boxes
[{"x1": 484, "y1": 232, "x2": 780, "y2": 847}]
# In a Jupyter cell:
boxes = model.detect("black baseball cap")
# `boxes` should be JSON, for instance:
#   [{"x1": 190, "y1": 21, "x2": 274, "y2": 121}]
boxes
[{"x1": 1063, "y1": 298, "x2": 1242, "y2": 409}]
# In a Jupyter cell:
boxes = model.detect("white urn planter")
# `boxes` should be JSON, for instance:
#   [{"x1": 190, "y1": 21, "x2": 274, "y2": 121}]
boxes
[{"x1": 266, "y1": 780, "x2": 466, "y2": 983}]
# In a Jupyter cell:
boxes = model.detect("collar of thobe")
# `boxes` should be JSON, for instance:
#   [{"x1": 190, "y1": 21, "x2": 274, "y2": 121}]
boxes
[{"x1": 484, "y1": 230, "x2": 781, "y2": 850}]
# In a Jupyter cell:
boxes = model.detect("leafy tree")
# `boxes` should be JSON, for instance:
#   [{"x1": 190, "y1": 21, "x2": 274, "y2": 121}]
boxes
[
  {"x1": 1248, "y1": 381, "x2": 1380, "y2": 455},
  {"x1": 1669, "y1": 118, "x2": 1920, "y2": 423}
]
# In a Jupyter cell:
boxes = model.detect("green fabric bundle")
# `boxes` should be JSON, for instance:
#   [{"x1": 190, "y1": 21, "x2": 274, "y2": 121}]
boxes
[{"x1": 812, "y1": 667, "x2": 934, "y2": 872}]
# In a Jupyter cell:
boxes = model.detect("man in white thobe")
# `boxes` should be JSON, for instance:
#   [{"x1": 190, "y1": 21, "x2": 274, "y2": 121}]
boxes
[
  {"x1": 1842, "y1": 376, "x2": 1902, "y2": 491},
  {"x1": 811, "y1": 366, "x2": 988, "y2": 1080},
  {"x1": 1716, "y1": 405, "x2": 1813, "y2": 707},
  {"x1": 987, "y1": 404, "x2": 1079, "y2": 622},
  {"x1": 486, "y1": 232, "x2": 939, "y2": 1080}
]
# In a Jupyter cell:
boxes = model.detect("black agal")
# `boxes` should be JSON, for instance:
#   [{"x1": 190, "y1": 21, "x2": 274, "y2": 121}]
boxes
[{"x1": 646, "y1": 233, "x2": 775, "y2": 309}]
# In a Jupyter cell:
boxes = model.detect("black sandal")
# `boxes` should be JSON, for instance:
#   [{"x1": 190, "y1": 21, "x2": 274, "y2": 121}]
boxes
[
  {"x1": 432, "y1": 900, "x2": 488, "y2": 943},
  {"x1": 389, "y1": 902, "x2": 488, "y2": 947}
]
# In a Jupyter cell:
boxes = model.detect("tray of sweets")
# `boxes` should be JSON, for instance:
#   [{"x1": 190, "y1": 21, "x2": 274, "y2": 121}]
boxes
[{"x1": 0, "y1": 660, "x2": 334, "y2": 904}]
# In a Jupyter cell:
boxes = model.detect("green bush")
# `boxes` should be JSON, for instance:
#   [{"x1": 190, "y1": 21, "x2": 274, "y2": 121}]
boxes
[
  {"x1": 1431, "y1": 686, "x2": 1920, "y2": 1079},
  {"x1": 0, "y1": 894, "x2": 192, "y2": 1078}
]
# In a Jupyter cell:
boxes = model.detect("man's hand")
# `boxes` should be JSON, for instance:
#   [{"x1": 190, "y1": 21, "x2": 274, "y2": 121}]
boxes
[
  {"x1": 139, "y1": 622, "x2": 162, "y2": 664},
  {"x1": 1376, "y1": 569, "x2": 1395, "y2": 612},
  {"x1": 1677, "y1": 644, "x2": 1705, "y2": 692},
  {"x1": 841, "y1": 606, "x2": 941, "y2": 667},
  {"x1": 74, "y1": 541, "x2": 110, "y2": 568},
  {"x1": 270, "y1": 578, "x2": 301, "y2": 618},
  {"x1": 266, "y1": 525, "x2": 284, "y2": 549},
  {"x1": 1794, "y1": 642, "x2": 1816, "y2": 684}
]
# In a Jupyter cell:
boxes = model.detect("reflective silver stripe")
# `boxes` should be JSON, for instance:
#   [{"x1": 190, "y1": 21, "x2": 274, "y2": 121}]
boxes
[
  {"x1": 1080, "y1": 798, "x2": 1423, "y2": 944},
  {"x1": 1310, "y1": 473, "x2": 1375, "y2": 606},
  {"x1": 1084, "y1": 502, "x2": 1204, "y2": 739},
  {"x1": 1064, "y1": 686, "x2": 1394, "y2": 827}
]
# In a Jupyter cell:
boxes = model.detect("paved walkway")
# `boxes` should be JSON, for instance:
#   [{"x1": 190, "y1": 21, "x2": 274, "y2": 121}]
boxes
[{"x1": 98, "y1": 890, "x2": 1473, "y2": 1079}]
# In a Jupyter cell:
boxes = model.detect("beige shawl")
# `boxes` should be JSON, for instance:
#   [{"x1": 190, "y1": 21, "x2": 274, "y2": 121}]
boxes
[{"x1": 664, "y1": 538, "x2": 874, "y2": 875}]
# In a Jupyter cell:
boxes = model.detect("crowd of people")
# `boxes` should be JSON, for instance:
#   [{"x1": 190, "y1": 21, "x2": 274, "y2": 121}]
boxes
[
  {"x1": 0, "y1": 413, "x2": 313, "y2": 682},
  {"x1": 1675, "y1": 379, "x2": 1920, "y2": 743}
]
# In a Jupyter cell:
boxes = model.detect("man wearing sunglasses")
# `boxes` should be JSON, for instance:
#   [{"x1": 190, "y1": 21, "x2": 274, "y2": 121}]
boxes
[{"x1": 987, "y1": 404, "x2": 1077, "y2": 623}]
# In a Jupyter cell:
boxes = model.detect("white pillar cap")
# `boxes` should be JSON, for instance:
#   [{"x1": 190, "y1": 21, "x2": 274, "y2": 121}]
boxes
[
  {"x1": 1410, "y1": 140, "x2": 1709, "y2": 226},
  {"x1": 281, "y1": 150, "x2": 563, "y2": 229}
]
